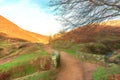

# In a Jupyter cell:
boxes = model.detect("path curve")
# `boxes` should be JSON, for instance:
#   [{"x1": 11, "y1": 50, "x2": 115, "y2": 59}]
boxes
[{"x1": 44, "y1": 45, "x2": 98, "y2": 80}]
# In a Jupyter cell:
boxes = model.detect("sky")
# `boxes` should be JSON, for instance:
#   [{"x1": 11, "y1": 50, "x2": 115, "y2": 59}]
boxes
[{"x1": 0, "y1": 0, "x2": 62, "y2": 35}]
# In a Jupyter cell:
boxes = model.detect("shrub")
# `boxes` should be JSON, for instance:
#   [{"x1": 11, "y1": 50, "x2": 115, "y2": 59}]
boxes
[
  {"x1": 92, "y1": 67, "x2": 107, "y2": 80},
  {"x1": 85, "y1": 42, "x2": 112, "y2": 54}
]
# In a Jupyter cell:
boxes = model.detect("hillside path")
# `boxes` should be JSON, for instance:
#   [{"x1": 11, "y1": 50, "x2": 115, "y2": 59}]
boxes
[{"x1": 44, "y1": 45, "x2": 98, "y2": 80}]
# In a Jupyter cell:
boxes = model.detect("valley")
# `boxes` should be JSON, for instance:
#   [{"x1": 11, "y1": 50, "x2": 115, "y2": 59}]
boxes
[{"x1": 0, "y1": 15, "x2": 120, "y2": 80}]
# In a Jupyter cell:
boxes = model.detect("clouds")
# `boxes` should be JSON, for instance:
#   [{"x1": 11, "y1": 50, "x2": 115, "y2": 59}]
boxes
[{"x1": 0, "y1": 0, "x2": 62, "y2": 35}]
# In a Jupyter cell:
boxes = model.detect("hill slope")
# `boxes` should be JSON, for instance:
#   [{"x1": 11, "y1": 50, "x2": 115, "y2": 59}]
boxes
[
  {"x1": 51, "y1": 20, "x2": 120, "y2": 55},
  {"x1": 0, "y1": 15, "x2": 49, "y2": 44},
  {"x1": 0, "y1": 35, "x2": 55, "y2": 80},
  {"x1": 58, "y1": 21, "x2": 120, "y2": 43}
]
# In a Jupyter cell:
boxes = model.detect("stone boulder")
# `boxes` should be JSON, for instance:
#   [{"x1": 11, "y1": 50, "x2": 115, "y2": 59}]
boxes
[{"x1": 51, "y1": 50, "x2": 60, "y2": 68}]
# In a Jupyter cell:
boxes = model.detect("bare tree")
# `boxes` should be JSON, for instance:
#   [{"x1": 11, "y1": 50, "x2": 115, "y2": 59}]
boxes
[{"x1": 49, "y1": 0, "x2": 120, "y2": 29}]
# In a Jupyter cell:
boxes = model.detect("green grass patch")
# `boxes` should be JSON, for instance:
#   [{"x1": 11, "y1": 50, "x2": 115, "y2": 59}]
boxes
[
  {"x1": 63, "y1": 49, "x2": 76, "y2": 57},
  {"x1": 92, "y1": 67, "x2": 107, "y2": 80},
  {"x1": 13, "y1": 69, "x2": 57, "y2": 80},
  {"x1": 25, "y1": 71, "x2": 51, "y2": 80},
  {"x1": 10, "y1": 63, "x2": 35, "y2": 79},
  {"x1": 92, "y1": 65, "x2": 120, "y2": 80},
  {"x1": 0, "y1": 50, "x2": 48, "y2": 71}
]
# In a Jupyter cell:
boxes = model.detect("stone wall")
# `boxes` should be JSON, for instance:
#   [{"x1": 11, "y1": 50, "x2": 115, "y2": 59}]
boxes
[{"x1": 76, "y1": 52, "x2": 105, "y2": 65}]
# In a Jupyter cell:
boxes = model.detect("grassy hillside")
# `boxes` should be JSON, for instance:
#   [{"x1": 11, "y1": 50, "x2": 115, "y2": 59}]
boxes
[
  {"x1": 50, "y1": 23, "x2": 120, "y2": 65},
  {"x1": 56, "y1": 24, "x2": 120, "y2": 43},
  {"x1": 0, "y1": 16, "x2": 49, "y2": 44},
  {"x1": 0, "y1": 36, "x2": 56, "y2": 80},
  {"x1": 51, "y1": 23, "x2": 120, "y2": 51}
]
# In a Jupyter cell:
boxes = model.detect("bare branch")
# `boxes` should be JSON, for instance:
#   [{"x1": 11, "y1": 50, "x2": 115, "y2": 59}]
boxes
[{"x1": 49, "y1": 0, "x2": 120, "y2": 29}]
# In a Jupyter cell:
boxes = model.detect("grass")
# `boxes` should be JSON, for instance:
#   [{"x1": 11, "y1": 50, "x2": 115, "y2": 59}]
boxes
[
  {"x1": 10, "y1": 63, "x2": 35, "y2": 79},
  {"x1": 0, "y1": 38, "x2": 57, "y2": 80},
  {"x1": 24, "y1": 70, "x2": 56, "y2": 80},
  {"x1": 0, "y1": 50, "x2": 51, "y2": 79},
  {"x1": 13, "y1": 69, "x2": 57, "y2": 80},
  {"x1": 51, "y1": 40, "x2": 85, "y2": 57},
  {"x1": 92, "y1": 64, "x2": 120, "y2": 80},
  {"x1": 0, "y1": 50, "x2": 48, "y2": 71},
  {"x1": 92, "y1": 67, "x2": 107, "y2": 80},
  {"x1": 51, "y1": 33, "x2": 120, "y2": 54},
  {"x1": 63, "y1": 49, "x2": 76, "y2": 57},
  {"x1": 107, "y1": 64, "x2": 120, "y2": 74},
  {"x1": 33, "y1": 71, "x2": 50, "y2": 80}
]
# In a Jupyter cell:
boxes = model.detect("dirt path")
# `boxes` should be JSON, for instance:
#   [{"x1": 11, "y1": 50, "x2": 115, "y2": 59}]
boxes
[
  {"x1": 80, "y1": 62, "x2": 98, "y2": 80},
  {"x1": 0, "y1": 44, "x2": 98, "y2": 80},
  {"x1": 56, "y1": 52, "x2": 98, "y2": 80},
  {"x1": 57, "y1": 51, "x2": 84, "y2": 80},
  {"x1": 44, "y1": 45, "x2": 98, "y2": 80}
]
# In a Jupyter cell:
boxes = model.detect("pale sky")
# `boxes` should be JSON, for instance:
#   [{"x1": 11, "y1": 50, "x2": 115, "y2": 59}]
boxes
[{"x1": 0, "y1": 0, "x2": 62, "y2": 35}]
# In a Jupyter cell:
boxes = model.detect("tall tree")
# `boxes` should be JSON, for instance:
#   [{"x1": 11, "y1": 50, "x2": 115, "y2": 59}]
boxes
[{"x1": 49, "y1": 0, "x2": 120, "y2": 29}]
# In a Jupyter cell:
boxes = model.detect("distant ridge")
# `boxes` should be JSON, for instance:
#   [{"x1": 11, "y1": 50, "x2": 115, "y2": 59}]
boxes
[{"x1": 0, "y1": 15, "x2": 49, "y2": 44}]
